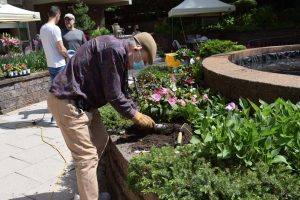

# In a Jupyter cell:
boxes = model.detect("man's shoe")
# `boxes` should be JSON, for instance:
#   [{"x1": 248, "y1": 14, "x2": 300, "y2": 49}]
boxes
[{"x1": 50, "y1": 116, "x2": 56, "y2": 124}]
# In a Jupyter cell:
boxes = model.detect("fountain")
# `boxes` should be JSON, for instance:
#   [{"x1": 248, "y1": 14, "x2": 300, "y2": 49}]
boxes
[{"x1": 202, "y1": 44, "x2": 300, "y2": 103}]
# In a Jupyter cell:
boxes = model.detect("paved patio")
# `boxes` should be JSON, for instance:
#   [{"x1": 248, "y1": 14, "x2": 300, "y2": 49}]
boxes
[{"x1": 0, "y1": 101, "x2": 77, "y2": 200}]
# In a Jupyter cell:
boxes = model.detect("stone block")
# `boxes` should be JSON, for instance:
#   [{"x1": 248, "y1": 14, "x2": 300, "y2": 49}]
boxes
[
  {"x1": 17, "y1": 158, "x2": 66, "y2": 183},
  {"x1": 0, "y1": 143, "x2": 23, "y2": 160},
  {"x1": 0, "y1": 173, "x2": 40, "y2": 199},
  {"x1": 5, "y1": 134, "x2": 46, "y2": 149},
  {"x1": 0, "y1": 157, "x2": 30, "y2": 178},
  {"x1": 24, "y1": 174, "x2": 78, "y2": 200},
  {"x1": 13, "y1": 144, "x2": 59, "y2": 164}
]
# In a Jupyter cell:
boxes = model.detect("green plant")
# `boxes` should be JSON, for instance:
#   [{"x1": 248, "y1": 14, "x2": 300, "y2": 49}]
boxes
[
  {"x1": 175, "y1": 48, "x2": 195, "y2": 61},
  {"x1": 128, "y1": 145, "x2": 300, "y2": 200},
  {"x1": 0, "y1": 51, "x2": 47, "y2": 75},
  {"x1": 99, "y1": 104, "x2": 133, "y2": 131},
  {"x1": 252, "y1": 6, "x2": 274, "y2": 29},
  {"x1": 137, "y1": 65, "x2": 170, "y2": 82},
  {"x1": 190, "y1": 98, "x2": 300, "y2": 170},
  {"x1": 22, "y1": 51, "x2": 47, "y2": 72},
  {"x1": 90, "y1": 27, "x2": 111, "y2": 38},
  {"x1": 198, "y1": 39, "x2": 246, "y2": 58},
  {"x1": 72, "y1": 0, "x2": 96, "y2": 32}
]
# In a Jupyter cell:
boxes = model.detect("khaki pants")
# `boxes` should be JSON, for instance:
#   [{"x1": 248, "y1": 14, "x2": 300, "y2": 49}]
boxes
[{"x1": 47, "y1": 92, "x2": 109, "y2": 200}]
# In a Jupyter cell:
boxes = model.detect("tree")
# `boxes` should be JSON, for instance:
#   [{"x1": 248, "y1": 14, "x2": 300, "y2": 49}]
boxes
[{"x1": 72, "y1": 0, "x2": 96, "y2": 32}]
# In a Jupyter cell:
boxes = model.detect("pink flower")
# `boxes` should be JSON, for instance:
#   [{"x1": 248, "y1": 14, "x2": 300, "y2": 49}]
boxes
[
  {"x1": 203, "y1": 94, "x2": 209, "y2": 100},
  {"x1": 177, "y1": 99, "x2": 186, "y2": 106},
  {"x1": 168, "y1": 98, "x2": 177, "y2": 106},
  {"x1": 151, "y1": 93, "x2": 161, "y2": 102},
  {"x1": 191, "y1": 97, "x2": 197, "y2": 103},
  {"x1": 159, "y1": 87, "x2": 169, "y2": 94},
  {"x1": 186, "y1": 79, "x2": 194, "y2": 85},
  {"x1": 182, "y1": 51, "x2": 187, "y2": 57},
  {"x1": 225, "y1": 102, "x2": 236, "y2": 111}
]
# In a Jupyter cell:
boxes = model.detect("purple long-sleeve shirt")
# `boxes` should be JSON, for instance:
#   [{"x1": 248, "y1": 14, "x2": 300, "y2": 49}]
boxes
[{"x1": 50, "y1": 35, "x2": 137, "y2": 119}]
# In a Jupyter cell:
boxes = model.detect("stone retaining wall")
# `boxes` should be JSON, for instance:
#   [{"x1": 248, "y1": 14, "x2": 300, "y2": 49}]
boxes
[{"x1": 0, "y1": 71, "x2": 50, "y2": 114}]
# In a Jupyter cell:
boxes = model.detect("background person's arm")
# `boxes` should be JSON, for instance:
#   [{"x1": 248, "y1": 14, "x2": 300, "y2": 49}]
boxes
[
  {"x1": 82, "y1": 31, "x2": 87, "y2": 43},
  {"x1": 56, "y1": 40, "x2": 68, "y2": 58}
]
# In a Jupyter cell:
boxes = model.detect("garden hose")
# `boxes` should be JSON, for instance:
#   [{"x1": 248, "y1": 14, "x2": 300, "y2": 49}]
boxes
[{"x1": 15, "y1": 115, "x2": 68, "y2": 200}]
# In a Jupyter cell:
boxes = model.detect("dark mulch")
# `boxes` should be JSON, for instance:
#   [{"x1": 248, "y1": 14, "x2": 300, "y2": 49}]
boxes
[{"x1": 114, "y1": 123, "x2": 193, "y2": 151}]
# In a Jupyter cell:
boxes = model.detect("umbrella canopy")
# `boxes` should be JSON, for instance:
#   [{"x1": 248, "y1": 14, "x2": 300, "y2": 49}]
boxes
[
  {"x1": 168, "y1": 0, "x2": 235, "y2": 17},
  {"x1": 0, "y1": 3, "x2": 40, "y2": 22}
]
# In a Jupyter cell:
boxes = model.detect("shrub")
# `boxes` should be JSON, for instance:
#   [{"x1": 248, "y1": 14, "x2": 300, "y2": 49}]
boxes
[
  {"x1": 198, "y1": 39, "x2": 246, "y2": 58},
  {"x1": 90, "y1": 27, "x2": 111, "y2": 38},
  {"x1": 99, "y1": 104, "x2": 133, "y2": 132},
  {"x1": 128, "y1": 145, "x2": 300, "y2": 200}
]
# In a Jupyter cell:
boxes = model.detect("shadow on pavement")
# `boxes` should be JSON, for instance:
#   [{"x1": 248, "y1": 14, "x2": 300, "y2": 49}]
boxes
[{"x1": 18, "y1": 108, "x2": 50, "y2": 119}]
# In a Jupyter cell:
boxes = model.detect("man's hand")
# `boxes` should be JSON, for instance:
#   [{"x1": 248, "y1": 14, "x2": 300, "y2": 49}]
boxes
[{"x1": 132, "y1": 111, "x2": 155, "y2": 128}]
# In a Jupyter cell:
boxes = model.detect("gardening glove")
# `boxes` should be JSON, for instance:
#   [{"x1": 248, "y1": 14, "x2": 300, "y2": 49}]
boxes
[{"x1": 132, "y1": 111, "x2": 155, "y2": 128}]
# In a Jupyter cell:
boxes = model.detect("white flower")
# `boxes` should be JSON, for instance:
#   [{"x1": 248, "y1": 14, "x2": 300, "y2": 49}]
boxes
[
  {"x1": 190, "y1": 87, "x2": 196, "y2": 92},
  {"x1": 171, "y1": 82, "x2": 177, "y2": 91},
  {"x1": 190, "y1": 58, "x2": 195, "y2": 65}
]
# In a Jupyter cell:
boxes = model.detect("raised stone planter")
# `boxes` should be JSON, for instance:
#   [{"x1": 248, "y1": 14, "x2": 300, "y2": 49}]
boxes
[
  {"x1": 0, "y1": 71, "x2": 50, "y2": 114},
  {"x1": 105, "y1": 138, "x2": 159, "y2": 200},
  {"x1": 202, "y1": 44, "x2": 300, "y2": 103}
]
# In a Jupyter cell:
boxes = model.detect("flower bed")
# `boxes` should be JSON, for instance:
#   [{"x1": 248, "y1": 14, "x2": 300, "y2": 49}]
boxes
[{"x1": 102, "y1": 41, "x2": 299, "y2": 200}]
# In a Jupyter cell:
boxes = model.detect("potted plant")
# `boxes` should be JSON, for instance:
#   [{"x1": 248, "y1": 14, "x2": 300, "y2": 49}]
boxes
[
  {"x1": 2, "y1": 64, "x2": 14, "y2": 77},
  {"x1": 175, "y1": 48, "x2": 195, "y2": 65},
  {"x1": 21, "y1": 63, "x2": 28, "y2": 74}
]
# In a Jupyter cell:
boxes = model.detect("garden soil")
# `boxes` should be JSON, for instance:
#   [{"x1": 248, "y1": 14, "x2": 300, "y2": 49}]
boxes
[{"x1": 114, "y1": 123, "x2": 193, "y2": 152}]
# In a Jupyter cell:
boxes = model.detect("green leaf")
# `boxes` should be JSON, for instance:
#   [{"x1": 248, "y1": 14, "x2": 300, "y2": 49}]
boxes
[
  {"x1": 194, "y1": 129, "x2": 201, "y2": 135},
  {"x1": 265, "y1": 136, "x2": 272, "y2": 150},
  {"x1": 217, "y1": 145, "x2": 230, "y2": 159},
  {"x1": 270, "y1": 148, "x2": 280, "y2": 157},
  {"x1": 271, "y1": 155, "x2": 288, "y2": 164},
  {"x1": 150, "y1": 107, "x2": 159, "y2": 113},
  {"x1": 234, "y1": 143, "x2": 243, "y2": 151},
  {"x1": 248, "y1": 99, "x2": 259, "y2": 112},
  {"x1": 204, "y1": 133, "x2": 213, "y2": 143},
  {"x1": 244, "y1": 160, "x2": 253, "y2": 166},
  {"x1": 190, "y1": 136, "x2": 200, "y2": 144}
]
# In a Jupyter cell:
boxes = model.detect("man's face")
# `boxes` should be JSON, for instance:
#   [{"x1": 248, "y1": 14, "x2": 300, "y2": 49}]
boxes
[
  {"x1": 64, "y1": 17, "x2": 75, "y2": 29},
  {"x1": 55, "y1": 13, "x2": 61, "y2": 24},
  {"x1": 128, "y1": 47, "x2": 150, "y2": 69}
]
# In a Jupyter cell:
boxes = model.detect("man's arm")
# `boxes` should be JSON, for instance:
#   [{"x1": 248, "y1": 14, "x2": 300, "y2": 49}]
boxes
[
  {"x1": 100, "y1": 48, "x2": 137, "y2": 119},
  {"x1": 56, "y1": 40, "x2": 68, "y2": 58}
]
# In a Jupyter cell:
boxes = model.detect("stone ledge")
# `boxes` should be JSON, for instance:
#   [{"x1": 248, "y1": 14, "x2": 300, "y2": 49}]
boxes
[
  {"x1": 0, "y1": 71, "x2": 49, "y2": 87},
  {"x1": 0, "y1": 71, "x2": 50, "y2": 114},
  {"x1": 202, "y1": 44, "x2": 300, "y2": 103}
]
